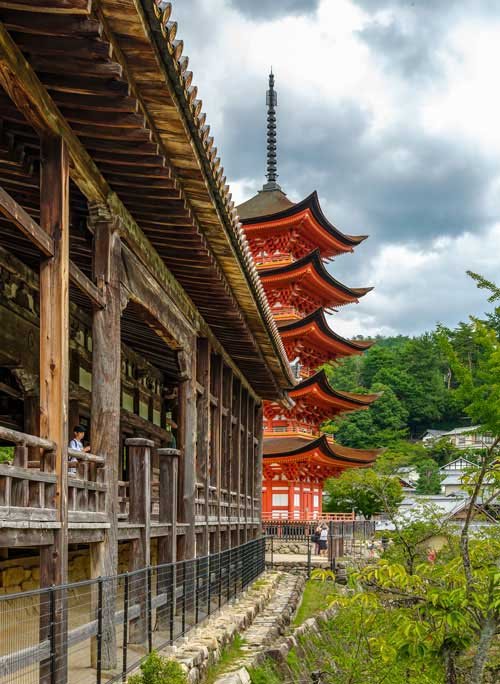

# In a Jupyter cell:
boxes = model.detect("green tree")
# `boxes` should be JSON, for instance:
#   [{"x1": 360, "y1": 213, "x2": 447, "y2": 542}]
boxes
[
  {"x1": 324, "y1": 469, "x2": 403, "y2": 519},
  {"x1": 415, "y1": 458, "x2": 443, "y2": 494}
]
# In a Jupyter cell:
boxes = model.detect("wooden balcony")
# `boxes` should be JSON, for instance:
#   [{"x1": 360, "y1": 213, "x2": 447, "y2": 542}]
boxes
[{"x1": 0, "y1": 427, "x2": 261, "y2": 547}]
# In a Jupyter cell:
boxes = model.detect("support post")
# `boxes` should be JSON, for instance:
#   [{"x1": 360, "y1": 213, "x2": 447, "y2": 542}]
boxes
[
  {"x1": 157, "y1": 448, "x2": 179, "y2": 630},
  {"x1": 177, "y1": 351, "x2": 196, "y2": 561},
  {"x1": 89, "y1": 204, "x2": 122, "y2": 669},
  {"x1": 38, "y1": 135, "x2": 69, "y2": 684},
  {"x1": 254, "y1": 404, "x2": 264, "y2": 538},
  {"x1": 196, "y1": 338, "x2": 210, "y2": 556},
  {"x1": 126, "y1": 437, "x2": 153, "y2": 644}
]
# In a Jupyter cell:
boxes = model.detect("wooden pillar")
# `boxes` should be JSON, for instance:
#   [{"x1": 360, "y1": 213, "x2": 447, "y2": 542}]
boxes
[
  {"x1": 241, "y1": 392, "x2": 249, "y2": 542},
  {"x1": 176, "y1": 350, "x2": 196, "y2": 560},
  {"x1": 157, "y1": 448, "x2": 179, "y2": 629},
  {"x1": 38, "y1": 136, "x2": 69, "y2": 684},
  {"x1": 196, "y1": 338, "x2": 210, "y2": 556},
  {"x1": 212, "y1": 354, "x2": 222, "y2": 554},
  {"x1": 233, "y1": 382, "x2": 242, "y2": 545},
  {"x1": 89, "y1": 206, "x2": 122, "y2": 669},
  {"x1": 126, "y1": 437, "x2": 153, "y2": 643},
  {"x1": 254, "y1": 404, "x2": 264, "y2": 537}
]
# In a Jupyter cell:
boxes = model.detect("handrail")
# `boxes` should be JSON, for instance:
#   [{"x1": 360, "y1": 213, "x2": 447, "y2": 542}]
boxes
[
  {"x1": 68, "y1": 448, "x2": 105, "y2": 465},
  {"x1": 0, "y1": 425, "x2": 55, "y2": 452}
]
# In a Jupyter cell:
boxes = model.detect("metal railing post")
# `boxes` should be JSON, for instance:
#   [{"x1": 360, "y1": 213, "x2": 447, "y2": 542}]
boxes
[
  {"x1": 96, "y1": 577, "x2": 103, "y2": 684},
  {"x1": 49, "y1": 587, "x2": 56, "y2": 684},
  {"x1": 147, "y1": 567, "x2": 153, "y2": 653},
  {"x1": 122, "y1": 574, "x2": 129, "y2": 683},
  {"x1": 218, "y1": 550, "x2": 222, "y2": 609},
  {"x1": 181, "y1": 561, "x2": 187, "y2": 636},
  {"x1": 207, "y1": 555, "x2": 211, "y2": 617},
  {"x1": 169, "y1": 564, "x2": 175, "y2": 644},
  {"x1": 195, "y1": 557, "x2": 200, "y2": 624}
]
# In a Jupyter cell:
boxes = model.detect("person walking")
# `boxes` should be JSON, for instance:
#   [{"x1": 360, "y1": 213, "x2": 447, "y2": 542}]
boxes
[{"x1": 313, "y1": 524, "x2": 321, "y2": 555}]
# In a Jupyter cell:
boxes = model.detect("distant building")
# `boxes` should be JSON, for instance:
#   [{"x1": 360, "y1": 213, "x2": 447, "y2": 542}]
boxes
[
  {"x1": 439, "y1": 457, "x2": 475, "y2": 496},
  {"x1": 422, "y1": 425, "x2": 494, "y2": 450}
]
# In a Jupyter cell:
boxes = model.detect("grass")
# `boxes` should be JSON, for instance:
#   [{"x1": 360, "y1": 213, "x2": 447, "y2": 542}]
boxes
[
  {"x1": 292, "y1": 579, "x2": 335, "y2": 627},
  {"x1": 204, "y1": 634, "x2": 247, "y2": 684}
]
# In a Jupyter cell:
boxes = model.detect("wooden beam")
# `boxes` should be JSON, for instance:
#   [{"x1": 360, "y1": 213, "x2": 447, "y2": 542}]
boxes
[
  {"x1": 0, "y1": 185, "x2": 54, "y2": 256},
  {"x1": 0, "y1": 1, "x2": 92, "y2": 16},
  {"x1": 69, "y1": 259, "x2": 105, "y2": 308},
  {"x1": 39, "y1": 134, "x2": 69, "y2": 684}
]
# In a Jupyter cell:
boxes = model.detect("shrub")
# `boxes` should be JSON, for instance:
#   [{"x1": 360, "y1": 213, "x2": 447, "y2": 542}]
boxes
[{"x1": 128, "y1": 652, "x2": 187, "y2": 684}]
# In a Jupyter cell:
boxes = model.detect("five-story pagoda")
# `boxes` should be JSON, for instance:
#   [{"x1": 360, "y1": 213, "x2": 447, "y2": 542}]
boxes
[{"x1": 238, "y1": 73, "x2": 380, "y2": 521}]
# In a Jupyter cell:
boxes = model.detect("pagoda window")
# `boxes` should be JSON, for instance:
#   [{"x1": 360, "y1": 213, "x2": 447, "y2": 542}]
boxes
[{"x1": 272, "y1": 493, "x2": 288, "y2": 506}]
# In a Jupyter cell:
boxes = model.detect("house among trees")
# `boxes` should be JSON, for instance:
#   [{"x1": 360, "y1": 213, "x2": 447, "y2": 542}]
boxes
[
  {"x1": 422, "y1": 425, "x2": 494, "y2": 450},
  {"x1": 238, "y1": 73, "x2": 381, "y2": 521}
]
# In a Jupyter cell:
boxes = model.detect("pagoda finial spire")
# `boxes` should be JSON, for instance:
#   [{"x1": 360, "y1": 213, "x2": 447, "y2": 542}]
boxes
[{"x1": 264, "y1": 70, "x2": 281, "y2": 191}]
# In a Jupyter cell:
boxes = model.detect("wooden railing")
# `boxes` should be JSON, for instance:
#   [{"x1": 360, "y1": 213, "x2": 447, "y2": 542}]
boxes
[
  {"x1": 0, "y1": 426, "x2": 107, "y2": 523},
  {"x1": 0, "y1": 426, "x2": 259, "y2": 528}
]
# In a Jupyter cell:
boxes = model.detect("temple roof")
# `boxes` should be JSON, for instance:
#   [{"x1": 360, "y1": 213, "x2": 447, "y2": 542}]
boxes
[
  {"x1": 239, "y1": 191, "x2": 367, "y2": 256},
  {"x1": 263, "y1": 433, "x2": 381, "y2": 465},
  {"x1": 279, "y1": 308, "x2": 374, "y2": 358},
  {"x1": 259, "y1": 249, "x2": 372, "y2": 309},
  {"x1": 237, "y1": 188, "x2": 294, "y2": 220},
  {"x1": 0, "y1": 0, "x2": 296, "y2": 401},
  {"x1": 288, "y1": 369, "x2": 379, "y2": 410}
]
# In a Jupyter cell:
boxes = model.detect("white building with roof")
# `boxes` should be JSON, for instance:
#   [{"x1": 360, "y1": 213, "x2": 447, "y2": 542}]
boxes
[{"x1": 422, "y1": 426, "x2": 494, "y2": 450}]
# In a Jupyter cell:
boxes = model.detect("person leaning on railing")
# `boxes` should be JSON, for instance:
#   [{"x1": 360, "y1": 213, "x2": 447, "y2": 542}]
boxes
[{"x1": 68, "y1": 425, "x2": 91, "y2": 475}]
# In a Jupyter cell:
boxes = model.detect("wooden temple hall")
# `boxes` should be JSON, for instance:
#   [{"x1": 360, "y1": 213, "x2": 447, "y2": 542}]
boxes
[{"x1": 0, "y1": 0, "x2": 294, "y2": 597}]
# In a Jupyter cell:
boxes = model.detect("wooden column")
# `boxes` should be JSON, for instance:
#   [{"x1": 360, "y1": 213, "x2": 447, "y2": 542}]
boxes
[
  {"x1": 241, "y1": 391, "x2": 249, "y2": 543},
  {"x1": 126, "y1": 437, "x2": 153, "y2": 643},
  {"x1": 212, "y1": 354, "x2": 223, "y2": 554},
  {"x1": 177, "y1": 351, "x2": 197, "y2": 561},
  {"x1": 157, "y1": 447, "x2": 179, "y2": 629},
  {"x1": 196, "y1": 338, "x2": 210, "y2": 556},
  {"x1": 254, "y1": 404, "x2": 264, "y2": 537},
  {"x1": 89, "y1": 205, "x2": 122, "y2": 669},
  {"x1": 38, "y1": 136, "x2": 69, "y2": 684},
  {"x1": 233, "y1": 382, "x2": 242, "y2": 545}
]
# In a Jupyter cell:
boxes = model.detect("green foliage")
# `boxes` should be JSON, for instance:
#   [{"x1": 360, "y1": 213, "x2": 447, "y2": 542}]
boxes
[
  {"x1": 127, "y1": 652, "x2": 187, "y2": 684},
  {"x1": 204, "y1": 635, "x2": 246, "y2": 684},
  {"x1": 0, "y1": 446, "x2": 13, "y2": 463},
  {"x1": 293, "y1": 577, "x2": 335, "y2": 626},
  {"x1": 324, "y1": 468, "x2": 403, "y2": 519},
  {"x1": 415, "y1": 458, "x2": 443, "y2": 494}
]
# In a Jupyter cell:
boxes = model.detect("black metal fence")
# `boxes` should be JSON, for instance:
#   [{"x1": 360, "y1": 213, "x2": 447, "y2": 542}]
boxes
[
  {"x1": 263, "y1": 519, "x2": 375, "y2": 542},
  {"x1": 0, "y1": 538, "x2": 265, "y2": 684}
]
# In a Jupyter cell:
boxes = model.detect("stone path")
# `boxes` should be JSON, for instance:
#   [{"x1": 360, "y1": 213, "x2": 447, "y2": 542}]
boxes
[
  {"x1": 213, "y1": 573, "x2": 304, "y2": 684},
  {"x1": 153, "y1": 571, "x2": 304, "y2": 684}
]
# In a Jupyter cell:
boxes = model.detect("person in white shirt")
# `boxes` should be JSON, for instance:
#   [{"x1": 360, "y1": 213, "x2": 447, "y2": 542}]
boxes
[
  {"x1": 319, "y1": 524, "x2": 328, "y2": 557},
  {"x1": 68, "y1": 425, "x2": 90, "y2": 475}
]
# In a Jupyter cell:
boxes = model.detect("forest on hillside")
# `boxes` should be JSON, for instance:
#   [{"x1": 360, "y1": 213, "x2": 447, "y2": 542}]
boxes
[{"x1": 324, "y1": 304, "x2": 500, "y2": 446}]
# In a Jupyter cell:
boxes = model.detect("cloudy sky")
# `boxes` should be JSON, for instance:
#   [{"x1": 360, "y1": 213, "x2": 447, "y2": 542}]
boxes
[{"x1": 172, "y1": 0, "x2": 500, "y2": 338}]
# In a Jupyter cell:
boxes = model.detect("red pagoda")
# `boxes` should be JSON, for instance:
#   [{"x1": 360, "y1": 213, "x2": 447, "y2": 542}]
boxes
[{"x1": 238, "y1": 73, "x2": 380, "y2": 521}]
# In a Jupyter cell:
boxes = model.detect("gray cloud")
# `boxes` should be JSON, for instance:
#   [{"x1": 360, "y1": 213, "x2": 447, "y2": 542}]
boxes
[
  {"x1": 169, "y1": 0, "x2": 500, "y2": 336},
  {"x1": 229, "y1": 0, "x2": 320, "y2": 19}
]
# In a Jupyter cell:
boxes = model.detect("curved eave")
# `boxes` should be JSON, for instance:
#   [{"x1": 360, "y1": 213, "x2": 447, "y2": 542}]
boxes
[
  {"x1": 241, "y1": 191, "x2": 367, "y2": 248},
  {"x1": 259, "y1": 249, "x2": 372, "y2": 304},
  {"x1": 99, "y1": 0, "x2": 295, "y2": 397},
  {"x1": 290, "y1": 369, "x2": 380, "y2": 409},
  {"x1": 263, "y1": 434, "x2": 381, "y2": 466},
  {"x1": 279, "y1": 308, "x2": 374, "y2": 355}
]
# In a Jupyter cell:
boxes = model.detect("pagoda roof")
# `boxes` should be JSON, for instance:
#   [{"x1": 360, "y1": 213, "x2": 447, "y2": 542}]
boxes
[
  {"x1": 288, "y1": 369, "x2": 379, "y2": 411},
  {"x1": 263, "y1": 433, "x2": 381, "y2": 466},
  {"x1": 260, "y1": 249, "x2": 372, "y2": 308},
  {"x1": 239, "y1": 191, "x2": 367, "y2": 256},
  {"x1": 279, "y1": 308, "x2": 374, "y2": 358},
  {"x1": 237, "y1": 188, "x2": 294, "y2": 219}
]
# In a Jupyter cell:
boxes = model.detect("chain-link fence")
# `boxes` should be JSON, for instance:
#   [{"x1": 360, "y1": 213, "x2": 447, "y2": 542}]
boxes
[{"x1": 0, "y1": 537, "x2": 265, "y2": 684}]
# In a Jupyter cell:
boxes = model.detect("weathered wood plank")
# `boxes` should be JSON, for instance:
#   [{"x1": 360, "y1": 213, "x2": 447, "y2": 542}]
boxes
[
  {"x1": 69, "y1": 259, "x2": 106, "y2": 308},
  {"x1": 0, "y1": 185, "x2": 53, "y2": 256}
]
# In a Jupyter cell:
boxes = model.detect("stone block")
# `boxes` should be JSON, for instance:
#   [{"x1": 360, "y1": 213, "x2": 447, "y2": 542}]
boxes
[{"x1": 3, "y1": 567, "x2": 25, "y2": 587}]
